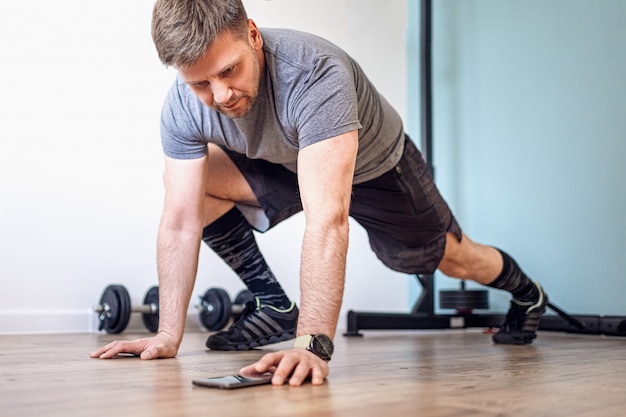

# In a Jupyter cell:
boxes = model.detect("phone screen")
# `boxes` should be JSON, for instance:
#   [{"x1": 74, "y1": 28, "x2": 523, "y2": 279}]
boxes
[{"x1": 192, "y1": 374, "x2": 273, "y2": 389}]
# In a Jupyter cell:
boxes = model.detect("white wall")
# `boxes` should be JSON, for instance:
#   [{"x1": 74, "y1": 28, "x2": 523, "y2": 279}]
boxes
[{"x1": 0, "y1": 0, "x2": 409, "y2": 334}]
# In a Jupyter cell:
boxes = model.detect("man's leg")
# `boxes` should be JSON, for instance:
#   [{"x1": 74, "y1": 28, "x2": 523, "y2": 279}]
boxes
[
  {"x1": 349, "y1": 137, "x2": 546, "y2": 345},
  {"x1": 438, "y1": 233, "x2": 548, "y2": 345},
  {"x1": 201, "y1": 145, "x2": 298, "y2": 350},
  {"x1": 201, "y1": 208, "x2": 291, "y2": 308},
  {"x1": 201, "y1": 144, "x2": 292, "y2": 308}
]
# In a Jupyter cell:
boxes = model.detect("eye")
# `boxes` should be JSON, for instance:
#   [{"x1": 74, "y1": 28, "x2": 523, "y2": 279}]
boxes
[
  {"x1": 192, "y1": 80, "x2": 210, "y2": 90},
  {"x1": 221, "y1": 65, "x2": 236, "y2": 77}
]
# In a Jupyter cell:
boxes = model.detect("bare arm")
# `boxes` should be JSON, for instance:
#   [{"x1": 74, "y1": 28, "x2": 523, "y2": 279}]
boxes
[
  {"x1": 240, "y1": 130, "x2": 358, "y2": 384},
  {"x1": 91, "y1": 155, "x2": 208, "y2": 359},
  {"x1": 297, "y1": 130, "x2": 358, "y2": 339},
  {"x1": 155, "y1": 155, "x2": 208, "y2": 344}
]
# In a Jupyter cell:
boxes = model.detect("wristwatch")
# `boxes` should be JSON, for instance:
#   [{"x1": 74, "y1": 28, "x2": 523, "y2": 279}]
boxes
[{"x1": 293, "y1": 334, "x2": 334, "y2": 361}]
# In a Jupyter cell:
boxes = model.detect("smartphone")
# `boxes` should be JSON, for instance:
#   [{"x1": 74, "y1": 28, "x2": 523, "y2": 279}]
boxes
[{"x1": 192, "y1": 374, "x2": 273, "y2": 389}]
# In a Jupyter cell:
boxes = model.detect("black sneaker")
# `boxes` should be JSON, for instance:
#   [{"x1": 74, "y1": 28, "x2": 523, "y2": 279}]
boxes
[
  {"x1": 205, "y1": 298, "x2": 298, "y2": 351},
  {"x1": 493, "y1": 282, "x2": 548, "y2": 345}
]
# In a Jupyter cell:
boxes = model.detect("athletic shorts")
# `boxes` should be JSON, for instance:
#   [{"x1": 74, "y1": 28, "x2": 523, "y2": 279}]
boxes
[{"x1": 224, "y1": 135, "x2": 462, "y2": 275}]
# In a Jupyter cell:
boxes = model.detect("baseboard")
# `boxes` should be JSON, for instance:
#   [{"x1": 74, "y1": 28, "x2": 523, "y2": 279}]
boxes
[
  {"x1": 0, "y1": 310, "x2": 349, "y2": 336},
  {"x1": 0, "y1": 310, "x2": 95, "y2": 335},
  {"x1": 0, "y1": 310, "x2": 207, "y2": 335}
]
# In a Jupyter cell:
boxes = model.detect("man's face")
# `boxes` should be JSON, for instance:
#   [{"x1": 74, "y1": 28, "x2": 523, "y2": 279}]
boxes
[{"x1": 178, "y1": 21, "x2": 263, "y2": 119}]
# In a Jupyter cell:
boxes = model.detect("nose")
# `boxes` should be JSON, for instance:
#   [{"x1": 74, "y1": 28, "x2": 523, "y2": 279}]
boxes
[{"x1": 212, "y1": 81, "x2": 233, "y2": 106}]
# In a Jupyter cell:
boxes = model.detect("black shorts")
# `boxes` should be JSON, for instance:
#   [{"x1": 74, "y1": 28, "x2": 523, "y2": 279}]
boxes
[{"x1": 224, "y1": 136, "x2": 462, "y2": 274}]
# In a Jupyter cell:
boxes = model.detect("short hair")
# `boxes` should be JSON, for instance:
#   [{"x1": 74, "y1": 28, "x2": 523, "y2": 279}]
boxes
[{"x1": 151, "y1": 0, "x2": 249, "y2": 68}]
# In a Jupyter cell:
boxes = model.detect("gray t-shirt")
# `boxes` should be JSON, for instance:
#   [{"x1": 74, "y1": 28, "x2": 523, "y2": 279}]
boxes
[{"x1": 160, "y1": 28, "x2": 405, "y2": 184}]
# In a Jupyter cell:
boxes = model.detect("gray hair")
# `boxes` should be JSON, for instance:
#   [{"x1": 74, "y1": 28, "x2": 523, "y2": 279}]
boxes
[{"x1": 151, "y1": 0, "x2": 249, "y2": 68}]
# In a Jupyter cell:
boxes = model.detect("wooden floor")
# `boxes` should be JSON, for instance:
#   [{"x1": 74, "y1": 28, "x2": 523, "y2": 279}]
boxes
[{"x1": 1, "y1": 329, "x2": 625, "y2": 417}]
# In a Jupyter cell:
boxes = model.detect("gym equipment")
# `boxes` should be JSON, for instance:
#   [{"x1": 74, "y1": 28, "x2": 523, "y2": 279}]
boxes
[
  {"x1": 344, "y1": 0, "x2": 626, "y2": 339},
  {"x1": 94, "y1": 285, "x2": 159, "y2": 334},
  {"x1": 95, "y1": 285, "x2": 255, "y2": 334},
  {"x1": 141, "y1": 286, "x2": 160, "y2": 333},
  {"x1": 233, "y1": 288, "x2": 255, "y2": 320},
  {"x1": 344, "y1": 271, "x2": 626, "y2": 336},
  {"x1": 197, "y1": 288, "x2": 254, "y2": 331},
  {"x1": 439, "y1": 281, "x2": 489, "y2": 314}
]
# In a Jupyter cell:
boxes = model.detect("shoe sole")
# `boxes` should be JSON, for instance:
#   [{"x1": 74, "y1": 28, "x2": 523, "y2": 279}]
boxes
[
  {"x1": 493, "y1": 331, "x2": 537, "y2": 345},
  {"x1": 206, "y1": 329, "x2": 296, "y2": 351}
]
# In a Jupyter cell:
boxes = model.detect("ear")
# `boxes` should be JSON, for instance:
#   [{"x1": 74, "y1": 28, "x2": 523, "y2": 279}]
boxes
[{"x1": 247, "y1": 19, "x2": 263, "y2": 51}]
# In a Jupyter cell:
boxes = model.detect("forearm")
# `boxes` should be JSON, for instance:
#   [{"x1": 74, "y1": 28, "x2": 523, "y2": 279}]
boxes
[
  {"x1": 297, "y1": 220, "x2": 349, "y2": 339},
  {"x1": 294, "y1": 131, "x2": 357, "y2": 342},
  {"x1": 156, "y1": 221, "x2": 202, "y2": 345}
]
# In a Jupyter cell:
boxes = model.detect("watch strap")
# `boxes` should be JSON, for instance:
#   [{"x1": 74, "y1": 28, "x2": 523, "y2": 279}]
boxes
[
  {"x1": 293, "y1": 334, "x2": 313, "y2": 350},
  {"x1": 293, "y1": 334, "x2": 333, "y2": 361}
]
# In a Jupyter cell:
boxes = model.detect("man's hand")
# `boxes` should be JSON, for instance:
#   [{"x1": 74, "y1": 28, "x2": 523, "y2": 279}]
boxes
[
  {"x1": 239, "y1": 348, "x2": 329, "y2": 386},
  {"x1": 89, "y1": 331, "x2": 179, "y2": 360}
]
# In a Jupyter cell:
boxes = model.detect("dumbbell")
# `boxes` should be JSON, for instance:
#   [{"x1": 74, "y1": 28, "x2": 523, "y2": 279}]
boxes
[
  {"x1": 94, "y1": 285, "x2": 159, "y2": 334},
  {"x1": 95, "y1": 284, "x2": 254, "y2": 334},
  {"x1": 197, "y1": 288, "x2": 255, "y2": 331}
]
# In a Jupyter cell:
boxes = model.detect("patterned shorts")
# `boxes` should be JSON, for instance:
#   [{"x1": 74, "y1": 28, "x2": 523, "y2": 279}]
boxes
[{"x1": 224, "y1": 135, "x2": 462, "y2": 274}]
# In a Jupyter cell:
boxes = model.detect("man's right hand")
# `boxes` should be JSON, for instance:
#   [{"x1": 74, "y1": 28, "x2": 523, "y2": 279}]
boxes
[{"x1": 89, "y1": 330, "x2": 179, "y2": 360}]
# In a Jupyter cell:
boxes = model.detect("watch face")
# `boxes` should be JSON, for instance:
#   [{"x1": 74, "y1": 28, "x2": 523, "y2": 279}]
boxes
[{"x1": 311, "y1": 334, "x2": 334, "y2": 361}]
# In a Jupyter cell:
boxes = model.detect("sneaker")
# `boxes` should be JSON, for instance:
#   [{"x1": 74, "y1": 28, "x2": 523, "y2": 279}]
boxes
[
  {"x1": 493, "y1": 282, "x2": 548, "y2": 345},
  {"x1": 205, "y1": 298, "x2": 298, "y2": 351}
]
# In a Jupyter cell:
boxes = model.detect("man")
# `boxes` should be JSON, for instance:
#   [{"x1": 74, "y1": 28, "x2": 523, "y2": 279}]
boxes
[{"x1": 91, "y1": 0, "x2": 548, "y2": 387}]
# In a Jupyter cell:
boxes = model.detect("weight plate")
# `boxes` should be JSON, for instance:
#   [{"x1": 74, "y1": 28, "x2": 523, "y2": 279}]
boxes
[
  {"x1": 233, "y1": 289, "x2": 254, "y2": 321},
  {"x1": 99, "y1": 285, "x2": 132, "y2": 334},
  {"x1": 199, "y1": 288, "x2": 232, "y2": 331},
  {"x1": 439, "y1": 289, "x2": 489, "y2": 311},
  {"x1": 110, "y1": 285, "x2": 132, "y2": 334},
  {"x1": 141, "y1": 286, "x2": 160, "y2": 333},
  {"x1": 98, "y1": 285, "x2": 120, "y2": 332},
  {"x1": 234, "y1": 289, "x2": 254, "y2": 306}
]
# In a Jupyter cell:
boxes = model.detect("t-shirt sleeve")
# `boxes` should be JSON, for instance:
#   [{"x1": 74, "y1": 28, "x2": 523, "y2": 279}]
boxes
[
  {"x1": 292, "y1": 57, "x2": 363, "y2": 148},
  {"x1": 160, "y1": 79, "x2": 208, "y2": 160}
]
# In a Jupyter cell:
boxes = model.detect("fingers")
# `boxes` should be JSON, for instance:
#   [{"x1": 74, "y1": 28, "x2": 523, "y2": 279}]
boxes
[
  {"x1": 287, "y1": 358, "x2": 312, "y2": 386},
  {"x1": 286, "y1": 356, "x2": 327, "y2": 386},
  {"x1": 92, "y1": 342, "x2": 329, "y2": 387},
  {"x1": 140, "y1": 342, "x2": 177, "y2": 360},
  {"x1": 239, "y1": 349, "x2": 329, "y2": 387},
  {"x1": 271, "y1": 353, "x2": 297, "y2": 385},
  {"x1": 89, "y1": 339, "x2": 146, "y2": 359},
  {"x1": 310, "y1": 365, "x2": 326, "y2": 386},
  {"x1": 139, "y1": 345, "x2": 157, "y2": 360},
  {"x1": 89, "y1": 335, "x2": 178, "y2": 360},
  {"x1": 240, "y1": 351, "x2": 283, "y2": 375}
]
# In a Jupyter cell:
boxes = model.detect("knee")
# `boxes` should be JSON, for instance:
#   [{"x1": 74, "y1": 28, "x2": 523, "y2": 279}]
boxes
[
  {"x1": 437, "y1": 233, "x2": 500, "y2": 282},
  {"x1": 437, "y1": 257, "x2": 472, "y2": 280},
  {"x1": 437, "y1": 232, "x2": 473, "y2": 279}
]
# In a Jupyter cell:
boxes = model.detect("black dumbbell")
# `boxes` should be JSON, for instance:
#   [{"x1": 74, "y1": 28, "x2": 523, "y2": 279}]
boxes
[
  {"x1": 197, "y1": 288, "x2": 255, "y2": 331},
  {"x1": 94, "y1": 285, "x2": 159, "y2": 334}
]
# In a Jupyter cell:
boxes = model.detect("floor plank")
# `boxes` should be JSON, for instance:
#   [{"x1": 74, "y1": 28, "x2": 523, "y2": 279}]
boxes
[{"x1": 1, "y1": 330, "x2": 625, "y2": 417}]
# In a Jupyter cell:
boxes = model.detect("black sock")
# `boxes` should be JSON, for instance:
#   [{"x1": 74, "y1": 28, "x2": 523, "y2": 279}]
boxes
[
  {"x1": 487, "y1": 249, "x2": 539, "y2": 302},
  {"x1": 202, "y1": 207, "x2": 291, "y2": 309}
]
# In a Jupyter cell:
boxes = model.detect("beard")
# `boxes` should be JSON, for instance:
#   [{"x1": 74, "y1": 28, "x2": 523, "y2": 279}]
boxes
[
  {"x1": 215, "y1": 53, "x2": 262, "y2": 119},
  {"x1": 214, "y1": 93, "x2": 256, "y2": 119}
]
